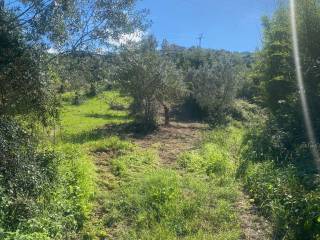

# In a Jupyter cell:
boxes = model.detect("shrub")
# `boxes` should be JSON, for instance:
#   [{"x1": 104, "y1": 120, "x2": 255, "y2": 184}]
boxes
[
  {"x1": 73, "y1": 91, "x2": 82, "y2": 105},
  {"x1": 0, "y1": 118, "x2": 58, "y2": 231},
  {"x1": 0, "y1": 117, "x2": 96, "y2": 238},
  {"x1": 240, "y1": 113, "x2": 320, "y2": 240},
  {"x1": 241, "y1": 160, "x2": 320, "y2": 239},
  {"x1": 87, "y1": 83, "x2": 97, "y2": 97},
  {"x1": 186, "y1": 61, "x2": 238, "y2": 126}
]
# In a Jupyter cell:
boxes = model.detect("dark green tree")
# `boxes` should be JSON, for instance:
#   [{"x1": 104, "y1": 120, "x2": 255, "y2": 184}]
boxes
[{"x1": 186, "y1": 61, "x2": 238, "y2": 125}]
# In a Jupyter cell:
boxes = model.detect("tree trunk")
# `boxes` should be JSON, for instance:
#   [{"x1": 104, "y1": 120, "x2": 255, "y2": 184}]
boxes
[{"x1": 164, "y1": 104, "x2": 170, "y2": 126}]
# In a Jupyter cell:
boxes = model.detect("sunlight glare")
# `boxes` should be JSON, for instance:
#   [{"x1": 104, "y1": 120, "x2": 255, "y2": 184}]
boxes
[{"x1": 289, "y1": 0, "x2": 320, "y2": 171}]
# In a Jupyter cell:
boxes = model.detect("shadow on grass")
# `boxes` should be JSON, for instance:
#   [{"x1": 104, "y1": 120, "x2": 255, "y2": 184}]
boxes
[
  {"x1": 60, "y1": 122, "x2": 157, "y2": 144},
  {"x1": 84, "y1": 113, "x2": 128, "y2": 121}
]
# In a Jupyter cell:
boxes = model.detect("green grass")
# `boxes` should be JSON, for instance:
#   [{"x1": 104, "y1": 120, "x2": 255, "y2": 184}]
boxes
[
  {"x1": 240, "y1": 158, "x2": 320, "y2": 239},
  {"x1": 53, "y1": 92, "x2": 320, "y2": 240},
  {"x1": 94, "y1": 124, "x2": 244, "y2": 240},
  {"x1": 59, "y1": 91, "x2": 130, "y2": 144},
  {"x1": 239, "y1": 114, "x2": 320, "y2": 240},
  {"x1": 38, "y1": 91, "x2": 246, "y2": 239},
  {"x1": 35, "y1": 91, "x2": 132, "y2": 239}
]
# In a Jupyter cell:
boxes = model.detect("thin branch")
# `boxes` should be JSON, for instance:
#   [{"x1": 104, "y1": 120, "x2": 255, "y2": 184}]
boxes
[{"x1": 15, "y1": 2, "x2": 36, "y2": 20}]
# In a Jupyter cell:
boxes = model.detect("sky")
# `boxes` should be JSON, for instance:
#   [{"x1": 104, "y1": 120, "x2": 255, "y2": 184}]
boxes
[{"x1": 136, "y1": 0, "x2": 278, "y2": 52}]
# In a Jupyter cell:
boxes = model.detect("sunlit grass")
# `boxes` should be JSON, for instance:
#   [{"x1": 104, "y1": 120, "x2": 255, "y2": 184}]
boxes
[
  {"x1": 51, "y1": 91, "x2": 132, "y2": 239},
  {"x1": 59, "y1": 91, "x2": 131, "y2": 144}
]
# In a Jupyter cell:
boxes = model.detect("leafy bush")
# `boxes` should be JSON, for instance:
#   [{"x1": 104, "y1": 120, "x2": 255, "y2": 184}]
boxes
[
  {"x1": 0, "y1": 117, "x2": 96, "y2": 239},
  {"x1": 240, "y1": 160, "x2": 320, "y2": 239},
  {"x1": 186, "y1": 61, "x2": 238, "y2": 125},
  {"x1": 240, "y1": 112, "x2": 320, "y2": 239},
  {"x1": 230, "y1": 100, "x2": 266, "y2": 123},
  {"x1": 0, "y1": 118, "x2": 58, "y2": 231}
]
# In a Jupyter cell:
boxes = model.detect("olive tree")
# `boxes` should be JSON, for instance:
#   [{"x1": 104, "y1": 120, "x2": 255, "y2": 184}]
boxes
[
  {"x1": 186, "y1": 61, "x2": 238, "y2": 125},
  {"x1": 1, "y1": 0, "x2": 147, "y2": 118},
  {"x1": 2, "y1": 0, "x2": 147, "y2": 51},
  {"x1": 116, "y1": 36, "x2": 185, "y2": 128}
]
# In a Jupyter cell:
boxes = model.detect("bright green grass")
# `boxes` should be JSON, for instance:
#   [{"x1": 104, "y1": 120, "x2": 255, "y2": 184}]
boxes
[
  {"x1": 0, "y1": 93, "x2": 128, "y2": 240},
  {"x1": 52, "y1": 91, "x2": 131, "y2": 239},
  {"x1": 59, "y1": 91, "x2": 131, "y2": 144}
]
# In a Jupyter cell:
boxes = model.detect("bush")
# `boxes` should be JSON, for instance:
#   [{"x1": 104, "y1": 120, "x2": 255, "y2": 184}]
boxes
[
  {"x1": 186, "y1": 61, "x2": 238, "y2": 126},
  {"x1": 73, "y1": 91, "x2": 82, "y2": 105},
  {"x1": 0, "y1": 118, "x2": 96, "y2": 238},
  {"x1": 240, "y1": 160, "x2": 320, "y2": 239},
  {"x1": 87, "y1": 83, "x2": 97, "y2": 97},
  {"x1": 0, "y1": 118, "x2": 58, "y2": 231},
  {"x1": 240, "y1": 115, "x2": 320, "y2": 239}
]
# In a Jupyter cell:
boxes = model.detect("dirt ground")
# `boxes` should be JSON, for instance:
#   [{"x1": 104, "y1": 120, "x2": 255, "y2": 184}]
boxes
[{"x1": 133, "y1": 122, "x2": 207, "y2": 166}]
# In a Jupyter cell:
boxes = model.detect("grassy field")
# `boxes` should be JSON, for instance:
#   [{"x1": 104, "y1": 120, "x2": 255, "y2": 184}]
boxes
[
  {"x1": 56, "y1": 91, "x2": 247, "y2": 239},
  {"x1": 59, "y1": 91, "x2": 131, "y2": 144}
]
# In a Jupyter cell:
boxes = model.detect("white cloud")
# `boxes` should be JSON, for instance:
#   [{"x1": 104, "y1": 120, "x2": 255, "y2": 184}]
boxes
[
  {"x1": 109, "y1": 30, "x2": 144, "y2": 47},
  {"x1": 47, "y1": 47, "x2": 58, "y2": 54}
]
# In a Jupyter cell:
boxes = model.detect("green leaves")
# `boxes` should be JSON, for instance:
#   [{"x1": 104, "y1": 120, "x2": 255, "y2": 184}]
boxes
[{"x1": 116, "y1": 36, "x2": 185, "y2": 126}]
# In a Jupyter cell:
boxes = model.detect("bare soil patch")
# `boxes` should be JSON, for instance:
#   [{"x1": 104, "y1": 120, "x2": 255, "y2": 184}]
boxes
[
  {"x1": 238, "y1": 191, "x2": 273, "y2": 240},
  {"x1": 132, "y1": 122, "x2": 207, "y2": 166}
]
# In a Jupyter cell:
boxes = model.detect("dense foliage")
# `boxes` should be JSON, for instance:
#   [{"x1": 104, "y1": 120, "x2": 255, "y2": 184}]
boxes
[
  {"x1": 248, "y1": 0, "x2": 320, "y2": 167},
  {"x1": 0, "y1": 11, "x2": 58, "y2": 124},
  {"x1": 238, "y1": 1, "x2": 320, "y2": 239},
  {"x1": 161, "y1": 43, "x2": 251, "y2": 123}
]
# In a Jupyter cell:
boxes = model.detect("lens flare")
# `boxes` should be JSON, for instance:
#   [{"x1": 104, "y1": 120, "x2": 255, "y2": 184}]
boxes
[{"x1": 289, "y1": 0, "x2": 320, "y2": 170}]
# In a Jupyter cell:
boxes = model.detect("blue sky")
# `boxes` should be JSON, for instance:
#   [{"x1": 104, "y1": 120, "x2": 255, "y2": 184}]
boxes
[{"x1": 136, "y1": 0, "x2": 278, "y2": 52}]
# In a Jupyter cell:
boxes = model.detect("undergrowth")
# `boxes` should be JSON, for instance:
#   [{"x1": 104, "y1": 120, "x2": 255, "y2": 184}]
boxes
[{"x1": 237, "y1": 100, "x2": 320, "y2": 240}]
